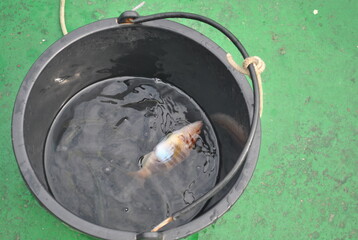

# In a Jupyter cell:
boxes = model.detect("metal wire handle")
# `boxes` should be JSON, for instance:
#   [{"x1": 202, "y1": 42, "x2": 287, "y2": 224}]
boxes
[{"x1": 118, "y1": 11, "x2": 261, "y2": 231}]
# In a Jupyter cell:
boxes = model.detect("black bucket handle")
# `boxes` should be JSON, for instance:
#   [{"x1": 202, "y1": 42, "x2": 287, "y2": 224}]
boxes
[{"x1": 118, "y1": 11, "x2": 261, "y2": 233}]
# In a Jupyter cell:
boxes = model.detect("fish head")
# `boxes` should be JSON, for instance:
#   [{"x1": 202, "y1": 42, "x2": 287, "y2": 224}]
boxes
[
  {"x1": 176, "y1": 121, "x2": 203, "y2": 148},
  {"x1": 185, "y1": 121, "x2": 203, "y2": 135}
]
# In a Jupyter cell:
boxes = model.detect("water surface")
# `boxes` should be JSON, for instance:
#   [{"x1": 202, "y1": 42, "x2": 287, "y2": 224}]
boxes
[{"x1": 44, "y1": 77, "x2": 219, "y2": 232}]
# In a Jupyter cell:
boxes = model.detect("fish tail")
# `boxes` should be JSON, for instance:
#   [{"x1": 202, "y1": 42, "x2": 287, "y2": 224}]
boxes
[
  {"x1": 128, "y1": 169, "x2": 150, "y2": 178},
  {"x1": 128, "y1": 169, "x2": 150, "y2": 186}
]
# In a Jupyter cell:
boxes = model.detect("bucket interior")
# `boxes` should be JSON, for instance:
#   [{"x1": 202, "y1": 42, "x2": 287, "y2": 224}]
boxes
[{"x1": 23, "y1": 23, "x2": 251, "y2": 232}]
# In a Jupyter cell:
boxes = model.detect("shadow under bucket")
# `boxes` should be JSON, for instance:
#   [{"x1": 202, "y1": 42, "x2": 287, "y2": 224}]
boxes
[{"x1": 12, "y1": 12, "x2": 261, "y2": 240}]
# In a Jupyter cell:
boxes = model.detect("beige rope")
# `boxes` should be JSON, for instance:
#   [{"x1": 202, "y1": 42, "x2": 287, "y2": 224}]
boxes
[
  {"x1": 60, "y1": 0, "x2": 68, "y2": 35},
  {"x1": 226, "y1": 53, "x2": 265, "y2": 117},
  {"x1": 151, "y1": 216, "x2": 174, "y2": 232},
  {"x1": 132, "y1": 1, "x2": 146, "y2": 11}
]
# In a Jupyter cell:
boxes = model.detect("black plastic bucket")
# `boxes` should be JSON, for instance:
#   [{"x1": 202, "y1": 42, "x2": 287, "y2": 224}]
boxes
[{"x1": 12, "y1": 12, "x2": 261, "y2": 240}]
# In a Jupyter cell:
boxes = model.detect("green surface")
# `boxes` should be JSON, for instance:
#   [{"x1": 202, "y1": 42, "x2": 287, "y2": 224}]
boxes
[{"x1": 0, "y1": 0, "x2": 357, "y2": 239}]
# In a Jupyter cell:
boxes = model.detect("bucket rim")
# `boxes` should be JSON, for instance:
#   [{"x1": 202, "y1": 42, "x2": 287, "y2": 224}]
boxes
[{"x1": 12, "y1": 17, "x2": 261, "y2": 240}]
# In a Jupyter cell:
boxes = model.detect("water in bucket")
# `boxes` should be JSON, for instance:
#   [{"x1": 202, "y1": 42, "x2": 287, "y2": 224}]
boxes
[{"x1": 44, "y1": 77, "x2": 220, "y2": 232}]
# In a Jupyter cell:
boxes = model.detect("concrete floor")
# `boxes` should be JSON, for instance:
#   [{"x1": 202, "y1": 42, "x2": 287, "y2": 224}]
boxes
[{"x1": 0, "y1": 0, "x2": 357, "y2": 239}]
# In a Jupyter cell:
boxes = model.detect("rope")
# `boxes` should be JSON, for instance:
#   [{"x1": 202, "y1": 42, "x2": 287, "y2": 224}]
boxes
[
  {"x1": 227, "y1": 53, "x2": 265, "y2": 117},
  {"x1": 151, "y1": 216, "x2": 173, "y2": 232},
  {"x1": 60, "y1": 0, "x2": 68, "y2": 35},
  {"x1": 132, "y1": 1, "x2": 146, "y2": 11}
]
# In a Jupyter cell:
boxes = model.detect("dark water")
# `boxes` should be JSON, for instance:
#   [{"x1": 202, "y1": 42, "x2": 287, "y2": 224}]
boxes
[{"x1": 44, "y1": 77, "x2": 219, "y2": 232}]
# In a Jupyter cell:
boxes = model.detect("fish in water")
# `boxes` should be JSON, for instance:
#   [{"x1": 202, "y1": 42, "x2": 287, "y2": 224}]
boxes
[{"x1": 129, "y1": 121, "x2": 203, "y2": 179}]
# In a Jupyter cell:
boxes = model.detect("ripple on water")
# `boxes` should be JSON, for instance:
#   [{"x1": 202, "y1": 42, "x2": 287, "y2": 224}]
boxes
[{"x1": 44, "y1": 77, "x2": 220, "y2": 232}]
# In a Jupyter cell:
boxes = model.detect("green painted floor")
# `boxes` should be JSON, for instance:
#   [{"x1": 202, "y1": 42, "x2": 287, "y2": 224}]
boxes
[{"x1": 0, "y1": 0, "x2": 357, "y2": 239}]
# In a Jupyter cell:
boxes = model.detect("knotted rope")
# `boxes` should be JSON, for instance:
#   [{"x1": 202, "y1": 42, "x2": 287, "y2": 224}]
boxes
[{"x1": 227, "y1": 53, "x2": 265, "y2": 117}]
